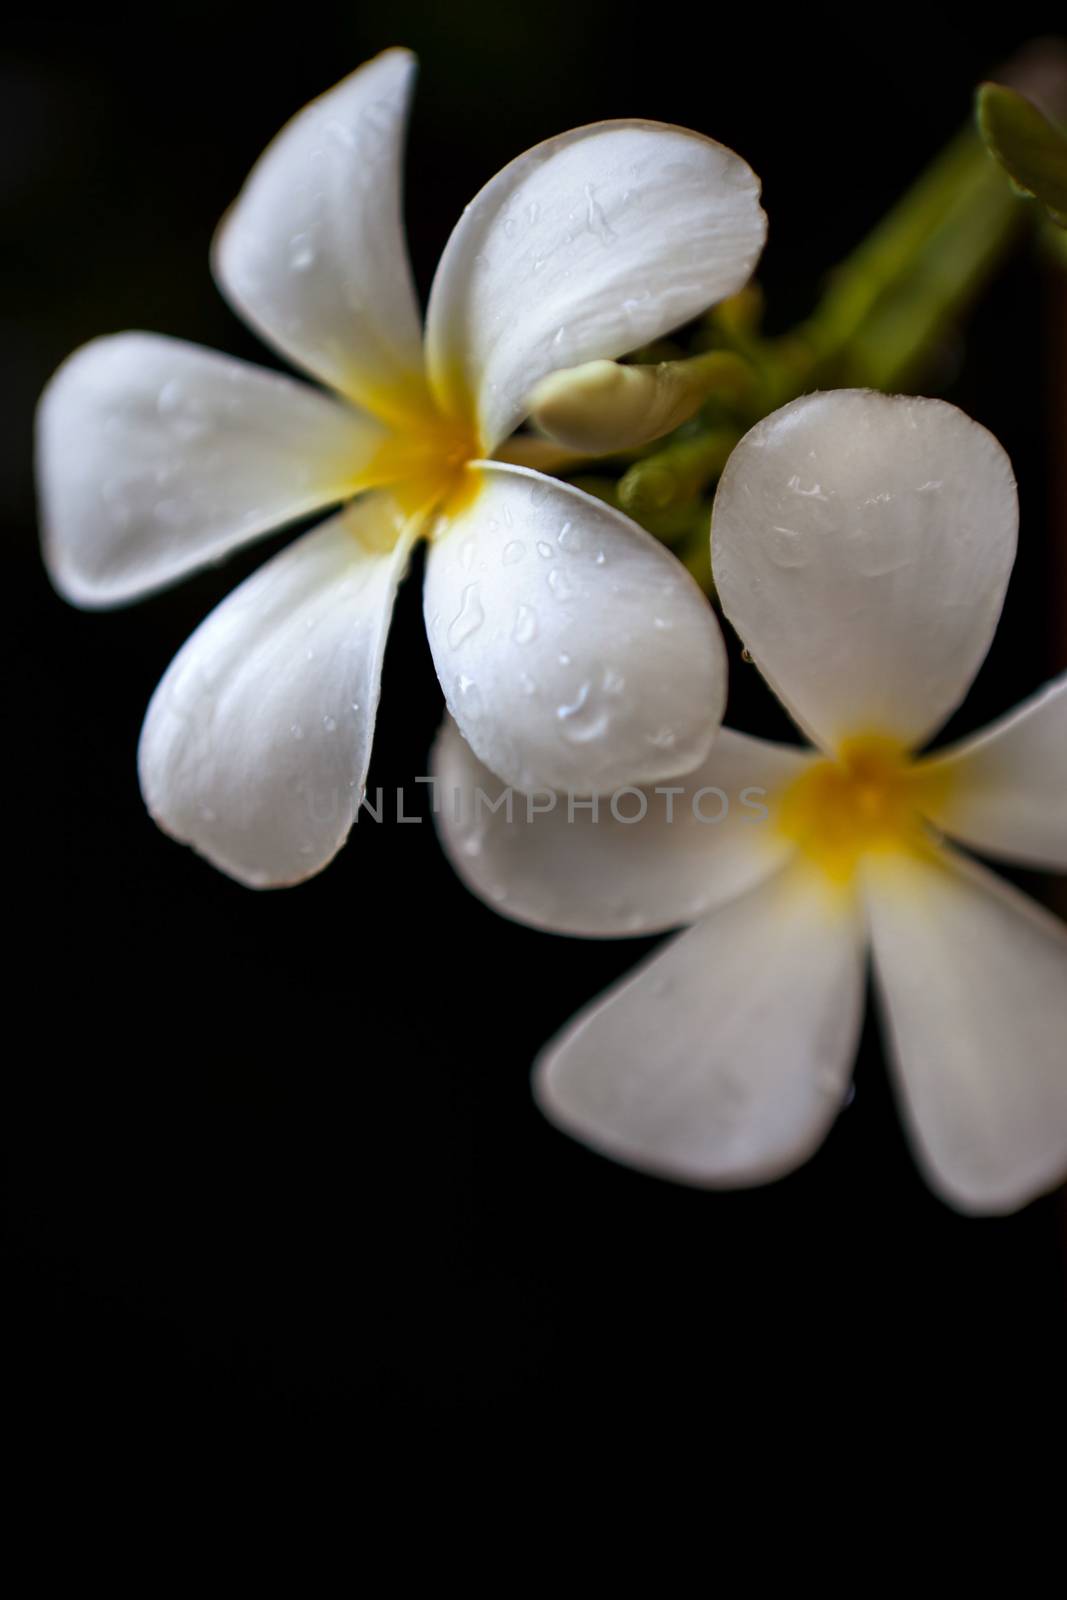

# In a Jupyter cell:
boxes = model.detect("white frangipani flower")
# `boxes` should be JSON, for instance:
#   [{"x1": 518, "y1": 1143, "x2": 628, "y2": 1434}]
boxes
[
  {"x1": 36, "y1": 49, "x2": 767, "y2": 888},
  {"x1": 433, "y1": 390, "x2": 1067, "y2": 1215}
]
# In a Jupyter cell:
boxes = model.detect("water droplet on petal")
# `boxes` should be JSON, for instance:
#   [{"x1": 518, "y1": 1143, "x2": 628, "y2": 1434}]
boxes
[
  {"x1": 447, "y1": 583, "x2": 485, "y2": 648},
  {"x1": 289, "y1": 233, "x2": 316, "y2": 271},
  {"x1": 457, "y1": 674, "x2": 483, "y2": 711},
  {"x1": 767, "y1": 525, "x2": 807, "y2": 569},
  {"x1": 512, "y1": 605, "x2": 538, "y2": 644},
  {"x1": 556, "y1": 683, "x2": 612, "y2": 745}
]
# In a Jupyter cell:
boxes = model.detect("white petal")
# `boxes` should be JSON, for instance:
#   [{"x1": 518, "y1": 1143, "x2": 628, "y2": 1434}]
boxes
[
  {"x1": 213, "y1": 50, "x2": 426, "y2": 414},
  {"x1": 535, "y1": 863, "x2": 866, "y2": 1186},
  {"x1": 423, "y1": 463, "x2": 726, "y2": 793},
  {"x1": 866, "y1": 846, "x2": 1067, "y2": 1214},
  {"x1": 917, "y1": 674, "x2": 1067, "y2": 869},
  {"x1": 712, "y1": 391, "x2": 1018, "y2": 752},
  {"x1": 425, "y1": 121, "x2": 765, "y2": 450},
  {"x1": 138, "y1": 496, "x2": 413, "y2": 888},
  {"x1": 37, "y1": 333, "x2": 382, "y2": 607},
  {"x1": 432, "y1": 716, "x2": 810, "y2": 936}
]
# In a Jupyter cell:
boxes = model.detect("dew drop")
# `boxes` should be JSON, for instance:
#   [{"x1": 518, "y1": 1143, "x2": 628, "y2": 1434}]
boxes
[
  {"x1": 156, "y1": 379, "x2": 184, "y2": 415},
  {"x1": 557, "y1": 682, "x2": 590, "y2": 719},
  {"x1": 289, "y1": 233, "x2": 316, "y2": 271},
  {"x1": 767, "y1": 525, "x2": 808, "y2": 568},
  {"x1": 584, "y1": 183, "x2": 618, "y2": 244},
  {"x1": 556, "y1": 684, "x2": 612, "y2": 745},
  {"x1": 843, "y1": 531, "x2": 910, "y2": 578},
  {"x1": 787, "y1": 473, "x2": 828, "y2": 500},
  {"x1": 502, "y1": 540, "x2": 525, "y2": 565},
  {"x1": 457, "y1": 674, "x2": 482, "y2": 710},
  {"x1": 447, "y1": 583, "x2": 485, "y2": 648},
  {"x1": 512, "y1": 605, "x2": 538, "y2": 644}
]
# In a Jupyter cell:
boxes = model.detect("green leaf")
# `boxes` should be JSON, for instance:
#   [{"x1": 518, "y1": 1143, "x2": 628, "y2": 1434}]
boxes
[{"x1": 977, "y1": 82, "x2": 1067, "y2": 228}]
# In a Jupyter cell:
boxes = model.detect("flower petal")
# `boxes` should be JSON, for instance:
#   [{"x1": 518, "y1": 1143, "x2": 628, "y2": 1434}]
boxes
[
  {"x1": 138, "y1": 495, "x2": 413, "y2": 888},
  {"x1": 423, "y1": 463, "x2": 727, "y2": 793},
  {"x1": 866, "y1": 846, "x2": 1067, "y2": 1214},
  {"x1": 425, "y1": 121, "x2": 765, "y2": 450},
  {"x1": 432, "y1": 716, "x2": 809, "y2": 936},
  {"x1": 213, "y1": 50, "x2": 426, "y2": 415},
  {"x1": 712, "y1": 391, "x2": 1018, "y2": 753},
  {"x1": 37, "y1": 333, "x2": 383, "y2": 607},
  {"x1": 534, "y1": 863, "x2": 866, "y2": 1186},
  {"x1": 917, "y1": 674, "x2": 1067, "y2": 870}
]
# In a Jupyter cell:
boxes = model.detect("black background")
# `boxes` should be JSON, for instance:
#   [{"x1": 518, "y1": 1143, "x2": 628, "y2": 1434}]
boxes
[{"x1": 5, "y1": 3, "x2": 1066, "y2": 1454}]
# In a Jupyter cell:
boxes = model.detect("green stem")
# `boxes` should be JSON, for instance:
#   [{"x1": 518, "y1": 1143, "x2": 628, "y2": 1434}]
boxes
[{"x1": 783, "y1": 122, "x2": 1026, "y2": 392}]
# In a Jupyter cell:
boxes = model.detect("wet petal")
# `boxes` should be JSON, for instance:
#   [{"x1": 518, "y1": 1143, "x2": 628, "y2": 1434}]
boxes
[
  {"x1": 423, "y1": 464, "x2": 726, "y2": 793},
  {"x1": 535, "y1": 863, "x2": 866, "y2": 1186},
  {"x1": 712, "y1": 391, "x2": 1018, "y2": 752},
  {"x1": 138, "y1": 495, "x2": 413, "y2": 887},
  {"x1": 917, "y1": 674, "x2": 1067, "y2": 869},
  {"x1": 37, "y1": 333, "x2": 381, "y2": 606},
  {"x1": 425, "y1": 121, "x2": 765, "y2": 450},
  {"x1": 213, "y1": 50, "x2": 426, "y2": 415},
  {"x1": 432, "y1": 717, "x2": 809, "y2": 935},
  {"x1": 866, "y1": 845, "x2": 1067, "y2": 1214}
]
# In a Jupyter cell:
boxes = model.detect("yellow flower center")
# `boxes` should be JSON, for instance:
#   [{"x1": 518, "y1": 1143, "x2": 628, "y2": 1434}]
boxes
[
  {"x1": 776, "y1": 734, "x2": 941, "y2": 883},
  {"x1": 357, "y1": 376, "x2": 484, "y2": 524}
]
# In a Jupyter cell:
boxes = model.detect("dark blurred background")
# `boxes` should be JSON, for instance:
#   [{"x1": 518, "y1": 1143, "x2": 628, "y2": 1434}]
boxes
[{"x1": 5, "y1": 4, "x2": 1066, "y2": 1455}]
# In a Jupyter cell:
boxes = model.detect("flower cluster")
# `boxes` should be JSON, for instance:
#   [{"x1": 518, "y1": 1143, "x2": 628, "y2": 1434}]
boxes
[{"x1": 38, "y1": 53, "x2": 1066, "y2": 1212}]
